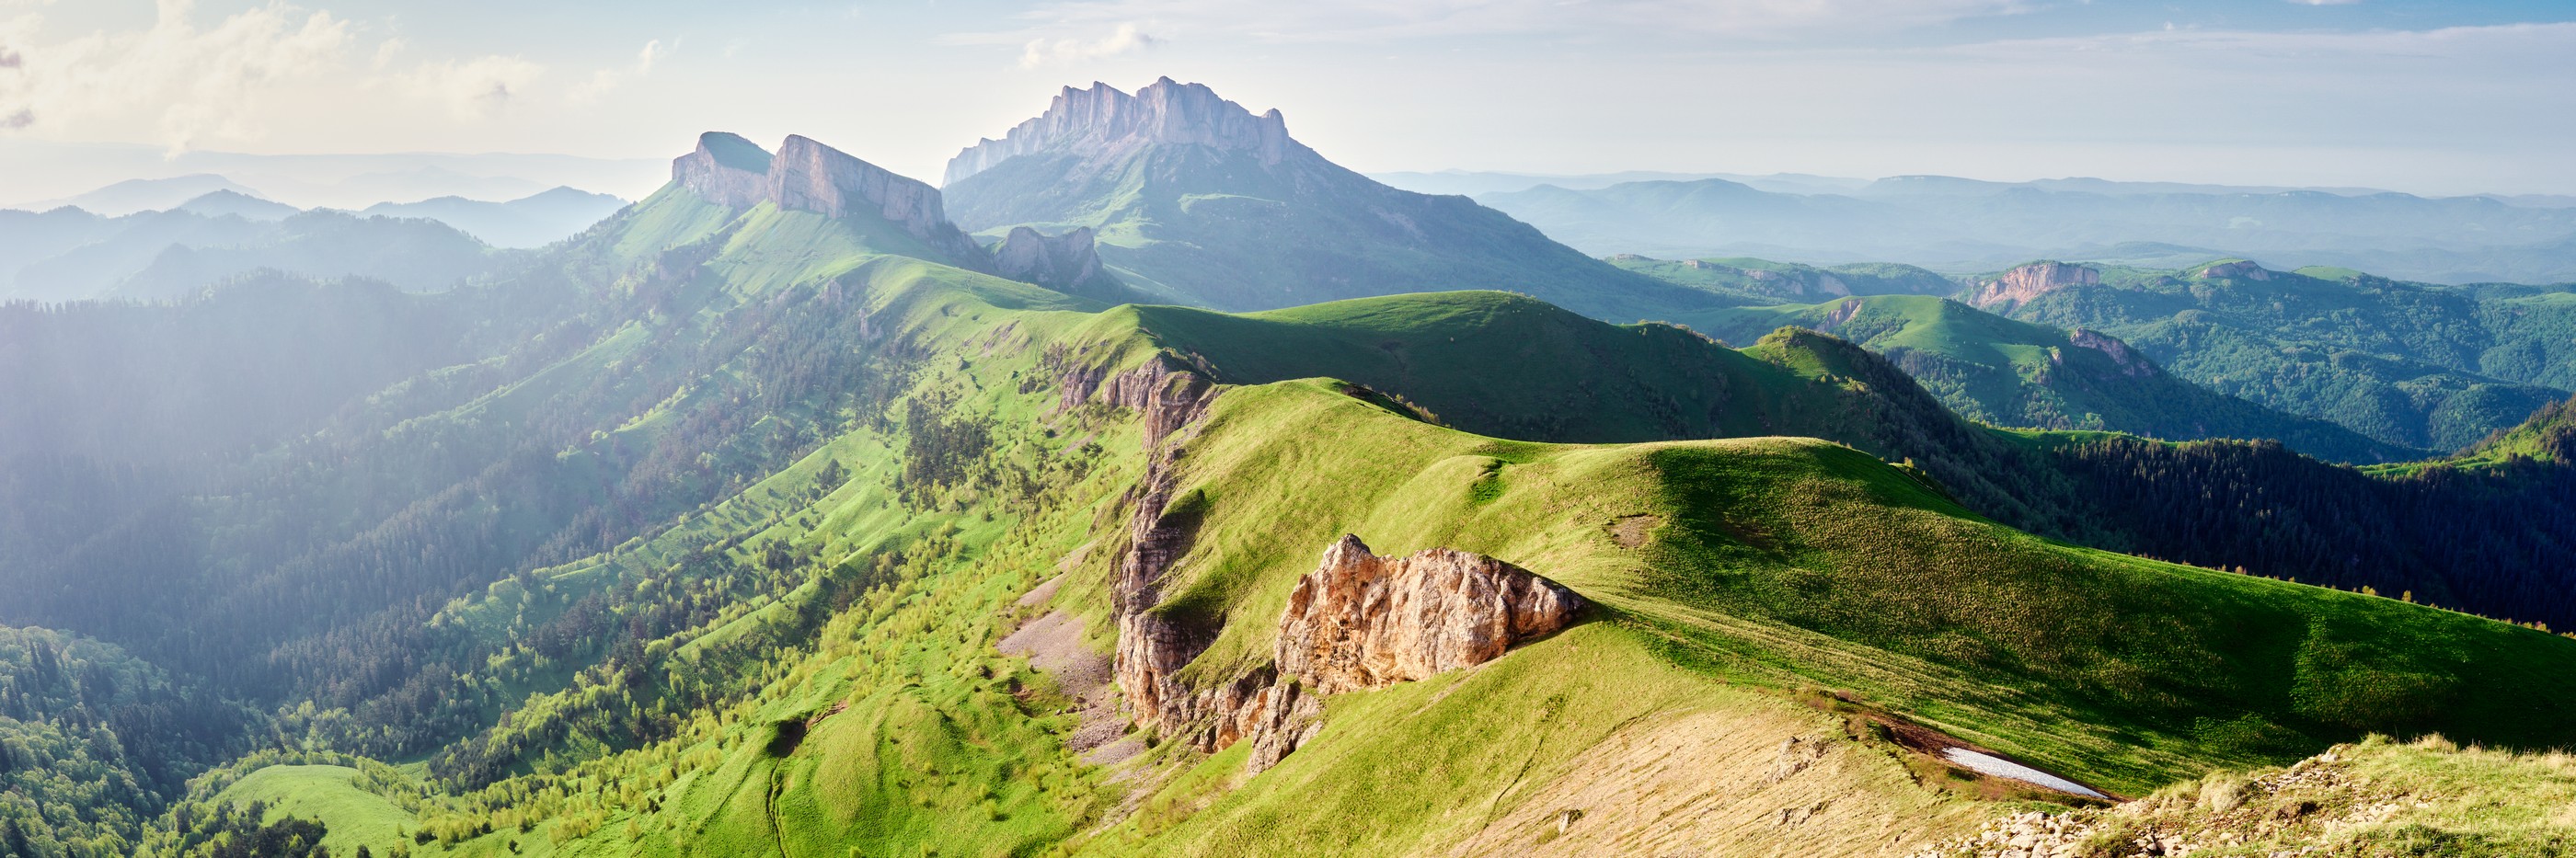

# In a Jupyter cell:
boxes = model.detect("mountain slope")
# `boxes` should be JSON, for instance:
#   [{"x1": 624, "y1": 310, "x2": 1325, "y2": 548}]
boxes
[
  {"x1": 1973, "y1": 259, "x2": 2574, "y2": 450},
  {"x1": 1606, "y1": 254, "x2": 1956, "y2": 303},
  {"x1": 11, "y1": 125, "x2": 2576, "y2": 858},
  {"x1": 941, "y1": 78, "x2": 1725, "y2": 320},
  {"x1": 1680, "y1": 294, "x2": 2418, "y2": 463}
]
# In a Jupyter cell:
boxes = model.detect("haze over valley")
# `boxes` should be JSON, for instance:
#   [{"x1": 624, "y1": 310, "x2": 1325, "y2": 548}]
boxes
[{"x1": 4, "y1": 3, "x2": 2576, "y2": 857}]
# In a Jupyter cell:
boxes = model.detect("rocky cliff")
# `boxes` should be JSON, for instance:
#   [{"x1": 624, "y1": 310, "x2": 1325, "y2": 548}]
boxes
[
  {"x1": 2063, "y1": 328, "x2": 2158, "y2": 378},
  {"x1": 993, "y1": 226, "x2": 1127, "y2": 301},
  {"x1": 1968, "y1": 261, "x2": 2099, "y2": 309},
  {"x1": 670, "y1": 132, "x2": 990, "y2": 266},
  {"x1": 945, "y1": 77, "x2": 1295, "y2": 185},
  {"x1": 1276, "y1": 534, "x2": 1583, "y2": 696}
]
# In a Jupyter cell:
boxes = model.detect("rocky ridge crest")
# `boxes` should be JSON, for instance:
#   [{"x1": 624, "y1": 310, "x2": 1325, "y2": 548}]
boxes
[
  {"x1": 944, "y1": 77, "x2": 1295, "y2": 185},
  {"x1": 672, "y1": 132, "x2": 1132, "y2": 296}
]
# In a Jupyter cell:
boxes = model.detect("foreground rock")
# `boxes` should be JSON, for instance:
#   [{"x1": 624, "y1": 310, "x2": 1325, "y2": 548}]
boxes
[{"x1": 1278, "y1": 534, "x2": 1583, "y2": 695}]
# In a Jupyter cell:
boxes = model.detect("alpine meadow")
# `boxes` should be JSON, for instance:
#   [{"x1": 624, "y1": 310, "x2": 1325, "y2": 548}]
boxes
[{"x1": 5, "y1": 4, "x2": 2576, "y2": 857}]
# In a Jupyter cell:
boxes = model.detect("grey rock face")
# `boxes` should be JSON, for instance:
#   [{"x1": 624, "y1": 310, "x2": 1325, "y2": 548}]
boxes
[{"x1": 944, "y1": 76, "x2": 1294, "y2": 185}]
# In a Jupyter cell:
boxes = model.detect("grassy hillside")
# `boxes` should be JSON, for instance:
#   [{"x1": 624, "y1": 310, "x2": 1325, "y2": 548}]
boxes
[
  {"x1": 1920, "y1": 735, "x2": 2576, "y2": 857},
  {"x1": 1606, "y1": 254, "x2": 1954, "y2": 303},
  {"x1": 1681, "y1": 294, "x2": 2416, "y2": 463},
  {"x1": 1995, "y1": 260, "x2": 2575, "y2": 450},
  {"x1": 150, "y1": 248, "x2": 2576, "y2": 858},
  {"x1": 11, "y1": 164, "x2": 2576, "y2": 858}
]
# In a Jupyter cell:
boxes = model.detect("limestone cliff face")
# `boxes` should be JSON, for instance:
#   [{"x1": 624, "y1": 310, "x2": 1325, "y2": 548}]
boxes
[
  {"x1": 671, "y1": 132, "x2": 772, "y2": 210},
  {"x1": 944, "y1": 76, "x2": 1295, "y2": 185},
  {"x1": 993, "y1": 226, "x2": 1125, "y2": 300},
  {"x1": 1277, "y1": 534, "x2": 1583, "y2": 696},
  {"x1": 669, "y1": 132, "x2": 988, "y2": 266},
  {"x1": 1969, "y1": 261, "x2": 2099, "y2": 309}
]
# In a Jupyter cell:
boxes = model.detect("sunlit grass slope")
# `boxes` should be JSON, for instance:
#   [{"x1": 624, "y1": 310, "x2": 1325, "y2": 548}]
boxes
[
  {"x1": 161, "y1": 185, "x2": 2576, "y2": 858},
  {"x1": 1100, "y1": 379, "x2": 2576, "y2": 804},
  {"x1": 1682, "y1": 294, "x2": 2414, "y2": 463}
]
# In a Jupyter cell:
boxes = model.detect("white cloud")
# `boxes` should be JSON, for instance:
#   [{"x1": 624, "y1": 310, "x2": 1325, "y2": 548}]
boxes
[
  {"x1": 404, "y1": 54, "x2": 546, "y2": 120},
  {"x1": 1018, "y1": 22, "x2": 1158, "y2": 68},
  {"x1": 569, "y1": 39, "x2": 664, "y2": 105},
  {"x1": 0, "y1": 0, "x2": 354, "y2": 153}
]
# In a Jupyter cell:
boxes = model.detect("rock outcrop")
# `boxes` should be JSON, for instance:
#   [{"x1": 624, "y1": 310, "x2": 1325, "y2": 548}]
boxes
[
  {"x1": 993, "y1": 225, "x2": 1125, "y2": 300},
  {"x1": 670, "y1": 132, "x2": 989, "y2": 266},
  {"x1": 2064, "y1": 328, "x2": 2157, "y2": 378},
  {"x1": 944, "y1": 77, "x2": 1294, "y2": 185},
  {"x1": 2196, "y1": 259, "x2": 2275, "y2": 280},
  {"x1": 1276, "y1": 534, "x2": 1583, "y2": 695},
  {"x1": 1968, "y1": 261, "x2": 2098, "y2": 309}
]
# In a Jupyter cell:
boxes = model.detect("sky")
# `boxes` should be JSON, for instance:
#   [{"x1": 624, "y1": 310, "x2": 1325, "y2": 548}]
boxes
[{"x1": 1, "y1": 0, "x2": 2572, "y2": 200}]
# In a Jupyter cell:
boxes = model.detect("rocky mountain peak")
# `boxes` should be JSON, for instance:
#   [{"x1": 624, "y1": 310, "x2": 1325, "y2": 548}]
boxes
[
  {"x1": 671, "y1": 132, "x2": 986, "y2": 265},
  {"x1": 943, "y1": 77, "x2": 1296, "y2": 185}
]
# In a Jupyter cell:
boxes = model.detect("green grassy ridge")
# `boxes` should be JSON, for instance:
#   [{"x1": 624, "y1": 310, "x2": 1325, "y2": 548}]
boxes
[
  {"x1": 1075, "y1": 290, "x2": 2103, "y2": 541},
  {"x1": 1681, "y1": 294, "x2": 2416, "y2": 463},
  {"x1": 175, "y1": 260, "x2": 2576, "y2": 858},
  {"x1": 1605, "y1": 253, "x2": 1955, "y2": 303},
  {"x1": 1992, "y1": 261, "x2": 2575, "y2": 450},
  {"x1": 1105, "y1": 378, "x2": 2576, "y2": 797},
  {"x1": 136, "y1": 189, "x2": 2576, "y2": 858}
]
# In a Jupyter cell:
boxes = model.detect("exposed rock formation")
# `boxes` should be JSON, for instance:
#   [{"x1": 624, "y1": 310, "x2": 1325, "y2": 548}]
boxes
[
  {"x1": 669, "y1": 132, "x2": 989, "y2": 266},
  {"x1": 1276, "y1": 534, "x2": 1583, "y2": 695},
  {"x1": 945, "y1": 77, "x2": 1294, "y2": 185},
  {"x1": 2197, "y1": 259, "x2": 2275, "y2": 280},
  {"x1": 993, "y1": 225, "x2": 1126, "y2": 300},
  {"x1": 1968, "y1": 261, "x2": 2098, "y2": 309},
  {"x1": 671, "y1": 132, "x2": 773, "y2": 210},
  {"x1": 2064, "y1": 328, "x2": 2158, "y2": 378}
]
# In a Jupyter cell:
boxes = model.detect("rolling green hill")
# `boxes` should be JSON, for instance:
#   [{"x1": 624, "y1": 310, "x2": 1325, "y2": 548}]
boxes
[
  {"x1": 939, "y1": 78, "x2": 1726, "y2": 322},
  {"x1": 10, "y1": 130, "x2": 2576, "y2": 858},
  {"x1": 155, "y1": 234, "x2": 2576, "y2": 858},
  {"x1": 1677, "y1": 294, "x2": 2417, "y2": 463},
  {"x1": 1604, "y1": 254, "x2": 1954, "y2": 303},
  {"x1": 1981, "y1": 259, "x2": 2576, "y2": 450}
]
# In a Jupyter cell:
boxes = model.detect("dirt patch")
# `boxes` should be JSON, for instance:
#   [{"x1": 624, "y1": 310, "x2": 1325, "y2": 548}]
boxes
[
  {"x1": 1608, "y1": 514, "x2": 1662, "y2": 549},
  {"x1": 1018, "y1": 573, "x2": 1066, "y2": 608},
  {"x1": 1083, "y1": 736, "x2": 1146, "y2": 767},
  {"x1": 1449, "y1": 707, "x2": 1990, "y2": 858},
  {"x1": 999, "y1": 610, "x2": 1124, "y2": 754}
]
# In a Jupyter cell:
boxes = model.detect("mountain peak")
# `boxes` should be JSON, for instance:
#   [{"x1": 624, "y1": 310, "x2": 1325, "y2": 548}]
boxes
[
  {"x1": 673, "y1": 132, "x2": 985, "y2": 265},
  {"x1": 943, "y1": 78, "x2": 1295, "y2": 185}
]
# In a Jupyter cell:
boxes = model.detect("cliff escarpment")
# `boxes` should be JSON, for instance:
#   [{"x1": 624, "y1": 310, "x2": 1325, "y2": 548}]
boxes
[
  {"x1": 672, "y1": 132, "x2": 989, "y2": 265},
  {"x1": 945, "y1": 77, "x2": 1294, "y2": 186},
  {"x1": 1969, "y1": 261, "x2": 2099, "y2": 310}
]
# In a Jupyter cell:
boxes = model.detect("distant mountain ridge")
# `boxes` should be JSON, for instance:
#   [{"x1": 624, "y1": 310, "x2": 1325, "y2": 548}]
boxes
[
  {"x1": 1479, "y1": 176, "x2": 2576, "y2": 284},
  {"x1": 940, "y1": 77, "x2": 1721, "y2": 319},
  {"x1": 359, "y1": 187, "x2": 626, "y2": 249}
]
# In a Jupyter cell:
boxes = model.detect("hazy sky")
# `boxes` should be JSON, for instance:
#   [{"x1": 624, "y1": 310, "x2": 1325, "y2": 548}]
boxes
[{"x1": 2, "y1": 0, "x2": 2573, "y2": 198}]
